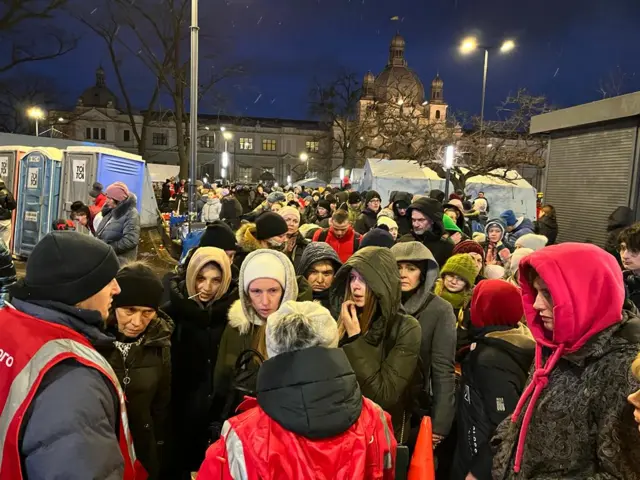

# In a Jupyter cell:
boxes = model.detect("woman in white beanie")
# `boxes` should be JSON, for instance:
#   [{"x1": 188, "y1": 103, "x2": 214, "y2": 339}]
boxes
[
  {"x1": 198, "y1": 301, "x2": 397, "y2": 480},
  {"x1": 514, "y1": 233, "x2": 548, "y2": 251},
  {"x1": 213, "y1": 250, "x2": 299, "y2": 414},
  {"x1": 279, "y1": 205, "x2": 309, "y2": 270},
  {"x1": 506, "y1": 248, "x2": 534, "y2": 287}
]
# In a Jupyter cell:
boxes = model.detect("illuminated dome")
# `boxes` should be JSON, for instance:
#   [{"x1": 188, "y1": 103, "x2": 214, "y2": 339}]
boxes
[{"x1": 374, "y1": 34, "x2": 424, "y2": 105}]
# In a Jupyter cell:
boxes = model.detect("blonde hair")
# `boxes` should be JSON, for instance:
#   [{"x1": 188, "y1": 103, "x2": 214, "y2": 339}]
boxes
[{"x1": 337, "y1": 277, "x2": 377, "y2": 339}]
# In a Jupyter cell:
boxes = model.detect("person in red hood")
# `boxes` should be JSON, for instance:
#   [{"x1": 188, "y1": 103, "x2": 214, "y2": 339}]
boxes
[
  {"x1": 492, "y1": 243, "x2": 640, "y2": 479},
  {"x1": 88, "y1": 182, "x2": 107, "y2": 218},
  {"x1": 312, "y1": 209, "x2": 361, "y2": 263}
]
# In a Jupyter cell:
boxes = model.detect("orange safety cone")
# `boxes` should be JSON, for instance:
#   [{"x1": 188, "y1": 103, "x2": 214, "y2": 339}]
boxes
[{"x1": 407, "y1": 416, "x2": 435, "y2": 480}]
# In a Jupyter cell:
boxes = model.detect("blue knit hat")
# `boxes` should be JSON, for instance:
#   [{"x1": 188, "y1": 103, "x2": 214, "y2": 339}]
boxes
[{"x1": 500, "y1": 210, "x2": 517, "y2": 227}]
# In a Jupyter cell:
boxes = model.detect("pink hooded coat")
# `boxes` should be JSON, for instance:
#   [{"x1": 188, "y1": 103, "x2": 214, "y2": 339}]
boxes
[{"x1": 492, "y1": 243, "x2": 640, "y2": 478}]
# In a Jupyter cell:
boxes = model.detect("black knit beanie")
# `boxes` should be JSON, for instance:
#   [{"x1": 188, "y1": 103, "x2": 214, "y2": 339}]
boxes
[
  {"x1": 318, "y1": 199, "x2": 331, "y2": 211},
  {"x1": 199, "y1": 221, "x2": 237, "y2": 251},
  {"x1": 11, "y1": 231, "x2": 120, "y2": 305},
  {"x1": 365, "y1": 190, "x2": 381, "y2": 203},
  {"x1": 113, "y1": 263, "x2": 163, "y2": 310},
  {"x1": 348, "y1": 191, "x2": 361, "y2": 204},
  {"x1": 360, "y1": 227, "x2": 395, "y2": 249},
  {"x1": 255, "y1": 212, "x2": 288, "y2": 240}
]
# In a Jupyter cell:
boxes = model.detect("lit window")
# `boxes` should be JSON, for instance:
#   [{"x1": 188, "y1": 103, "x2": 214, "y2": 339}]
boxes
[
  {"x1": 306, "y1": 141, "x2": 319, "y2": 153},
  {"x1": 153, "y1": 133, "x2": 168, "y2": 146},
  {"x1": 240, "y1": 138, "x2": 253, "y2": 150},
  {"x1": 262, "y1": 139, "x2": 277, "y2": 151},
  {"x1": 238, "y1": 166, "x2": 252, "y2": 180}
]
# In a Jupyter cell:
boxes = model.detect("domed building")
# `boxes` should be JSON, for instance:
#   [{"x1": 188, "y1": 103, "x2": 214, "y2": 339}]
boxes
[
  {"x1": 359, "y1": 33, "x2": 447, "y2": 122},
  {"x1": 77, "y1": 67, "x2": 118, "y2": 108}
]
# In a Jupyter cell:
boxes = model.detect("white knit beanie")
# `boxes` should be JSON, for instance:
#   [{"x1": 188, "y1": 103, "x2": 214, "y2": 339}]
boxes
[
  {"x1": 279, "y1": 206, "x2": 300, "y2": 222},
  {"x1": 266, "y1": 301, "x2": 339, "y2": 358},
  {"x1": 509, "y1": 248, "x2": 534, "y2": 276},
  {"x1": 484, "y1": 264, "x2": 506, "y2": 280},
  {"x1": 243, "y1": 251, "x2": 287, "y2": 291},
  {"x1": 515, "y1": 234, "x2": 548, "y2": 251},
  {"x1": 377, "y1": 216, "x2": 398, "y2": 231}
]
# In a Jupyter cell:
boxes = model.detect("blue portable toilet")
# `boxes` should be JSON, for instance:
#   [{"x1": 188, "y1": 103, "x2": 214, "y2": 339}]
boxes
[
  {"x1": 14, "y1": 148, "x2": 63, "y2": 256},
  {"x1": 62, "y1": 146, "x2": 145, "y2": 216}
]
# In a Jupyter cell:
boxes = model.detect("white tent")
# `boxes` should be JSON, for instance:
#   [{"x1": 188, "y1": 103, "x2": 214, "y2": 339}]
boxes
[
  {"x1": 147, "y1": 163, "x2": 180, "y2": 183},
  {"x1": 292, "y1": 177, "x2": 326, "y2": 189},
  {"x1": 359, "y1": 159, "x2": 537, "y2": 219}
]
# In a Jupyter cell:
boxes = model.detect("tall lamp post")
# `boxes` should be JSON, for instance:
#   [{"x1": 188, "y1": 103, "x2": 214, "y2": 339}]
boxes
[
  {"x1": 459, "y1": 37, "x2": 515, "y2": 130},
  {"x1": 188, "y1": 0, "x2": 199, "y2": 227},
  {"x1": 27, "y1": 107, "x2": 45, "y2": 136},
  {"x1": 300, "y1": 152, "x2": 309, "y2": 178},
  {"x1": 221, "y1": 131, "x2": 233, "y2": 182},
  {"x1": 443, "y1": 145, "x2": 455, "y2": 200}
]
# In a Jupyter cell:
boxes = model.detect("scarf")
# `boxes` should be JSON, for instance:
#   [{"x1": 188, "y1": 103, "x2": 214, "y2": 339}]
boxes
[{"x1": 434, "y1": 278, "x2": 471, "y2": 310}]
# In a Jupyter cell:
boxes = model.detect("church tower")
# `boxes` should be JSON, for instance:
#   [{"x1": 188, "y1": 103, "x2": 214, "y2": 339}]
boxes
[{"x1": 426, "y1": 73, "x2": 448, "y2": 122}]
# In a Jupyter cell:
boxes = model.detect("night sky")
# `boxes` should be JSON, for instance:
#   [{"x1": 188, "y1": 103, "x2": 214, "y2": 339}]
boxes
[{"x1": 28, "y1": 0, "x2": 640, "y2": 120}]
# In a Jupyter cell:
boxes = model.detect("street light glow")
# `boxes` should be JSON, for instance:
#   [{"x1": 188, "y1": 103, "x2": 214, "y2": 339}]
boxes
[
  {"x1": 223, "y1": 131, "x2": 233, "y2": 140},
  {"x1": 299, "y1": 152, "x2": 309, "y2": 162},
  {"x1": 460, "y1": 37, "x2": 478, "y2": 54},
  {"x1": 221, "y1": 151, "x2": 229, "y2": 168},
  {"x1": 339, "y1": 167, "x2": 345, "y2": 179},
  {"x1": 220, "y1": 126, "x2": 226, "y2": 132},
  {"x1": 58, "y1": 117, "x2": 64, "y2": 122},
  {"x1": 221, "y1": 167, "x2": 227, "y2": 178},
  {"x1": 444, "y1": 145, "x2": 455, "y2": 169},
  {"x1": 287, "y1": 175, "x2": 291, "y2": 184},
  {"x1": 27, "y1": 107, "x2": 45, "y2": 120},
  {"x1": 500, "y1": 40, "x2": 515, "y2": 53}
]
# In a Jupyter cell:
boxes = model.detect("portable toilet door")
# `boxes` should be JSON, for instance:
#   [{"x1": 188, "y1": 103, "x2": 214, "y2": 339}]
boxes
[
  {"x1": 64, "y1": 146, "x2": 145, "y2": 212},
  {"x1": 0, "y1": 146, "x2": 31, "y2": 253},
  {"x1": 60, "y1": 149, "x2": 98, "y2": 218},
  {"x1": 14, "y1": 148, "x2": 63, "y2": 257}
]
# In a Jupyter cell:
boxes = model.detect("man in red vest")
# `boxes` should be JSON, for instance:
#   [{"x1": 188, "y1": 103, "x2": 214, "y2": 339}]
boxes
[{"x1": 0, "y1": 231, "x2": 146, "y2": 479}]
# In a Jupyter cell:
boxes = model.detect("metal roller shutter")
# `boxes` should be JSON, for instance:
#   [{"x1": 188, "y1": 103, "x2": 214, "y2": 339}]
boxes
[{"x1": 545, "y1": 125, "x2": 637, "y2": 246}]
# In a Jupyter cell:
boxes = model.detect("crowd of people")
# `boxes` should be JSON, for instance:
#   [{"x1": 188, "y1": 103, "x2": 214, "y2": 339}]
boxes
[{"x1": 2, "y1": 179, "x2": 640, "y2": 480}]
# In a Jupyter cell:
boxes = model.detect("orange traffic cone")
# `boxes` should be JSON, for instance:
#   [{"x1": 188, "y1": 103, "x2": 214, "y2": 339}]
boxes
[{"x1": 407, "y1": 416, "x2": 435, "y2": 480}]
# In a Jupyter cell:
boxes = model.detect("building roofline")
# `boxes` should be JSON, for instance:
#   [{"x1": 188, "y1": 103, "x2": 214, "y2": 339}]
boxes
[{"x1": 530, "y1": 91, "x2": 640, "y2": 134}]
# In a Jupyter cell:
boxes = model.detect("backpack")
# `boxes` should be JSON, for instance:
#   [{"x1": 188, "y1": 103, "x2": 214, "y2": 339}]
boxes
[{"x1": 317, "y1": 228, "x2": 361, "y2": 251}]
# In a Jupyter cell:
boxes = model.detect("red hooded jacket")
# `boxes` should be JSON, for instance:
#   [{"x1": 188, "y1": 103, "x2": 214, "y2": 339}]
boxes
[{"x1": 511, "y1": 243, "x2": 626, "y2": 473}]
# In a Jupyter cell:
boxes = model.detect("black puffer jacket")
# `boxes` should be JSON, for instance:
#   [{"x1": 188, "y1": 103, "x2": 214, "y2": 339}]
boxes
[
  {"x1": 451, "y1": 324, "x2": 534, "y2": 480},
  {"x1": 0, "y1": 238, "x2": 16, "y2": 305},
  {"x1": 100, "y1": 313, "x2": 174, "y2": 480},
  {"x1": 162, "y1": 277, "x2": 239, "y2": 473},
  {"x1": 534, "y1": 214, "x2": 558, "y2": 245},
  {"x1": 397, "y1": 198, "x2": 454, "y2": 267},
  {"x1": 354, "y1": 208, "x2": 378, "y2": 235}
]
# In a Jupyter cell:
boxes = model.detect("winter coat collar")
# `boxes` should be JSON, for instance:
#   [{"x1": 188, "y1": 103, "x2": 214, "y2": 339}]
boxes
[
  {"x1": 257, "y1": 347, "x2": 362, "y2": 439},
  {"x1": 12, "y1": 298, "x2": 115, "y2": 348},
  {"x1": 101, "y1": 194, "x2": 137, "y2": 220},
  {"x1": 229, "y1": 250, "x2": 299, "y2": 334}
]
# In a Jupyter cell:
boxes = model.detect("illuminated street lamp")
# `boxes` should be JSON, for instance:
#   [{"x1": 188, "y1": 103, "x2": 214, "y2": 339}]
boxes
[
  {"x1": 459, "y1": 36, "x2": 516, "y2": 129},
  {"x1": 299, "y1": 152, "x2": 309, "y2": 162},
  {"x1": 27, "y1": 107, "x2": 45, "y2": 136},
  {"x1": 443, "y1": 145, "x2": 455, "y2": 199}
]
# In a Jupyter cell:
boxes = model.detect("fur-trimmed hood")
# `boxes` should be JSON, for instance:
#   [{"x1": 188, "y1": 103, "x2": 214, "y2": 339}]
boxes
[
  {"x1": 227, "y1": 249, "x2": 299, "y2": 335},
  {"x1": 236, "y1": 222, "x2": 261, "y2": 253},
  {"x1": 101, "y1": 193, "x2": 137, "y2": 219}
]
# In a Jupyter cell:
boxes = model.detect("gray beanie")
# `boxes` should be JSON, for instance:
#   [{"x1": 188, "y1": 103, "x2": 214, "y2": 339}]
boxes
[
  {"x1": 296, "y1": 242, "x2": 342, "y2": 276},
  {"x1": 267, "y1": 191, "x2": 286, "y2": 204},
  {"x1": 266, "y1": 301, "x2": 339, "y2": 358}
]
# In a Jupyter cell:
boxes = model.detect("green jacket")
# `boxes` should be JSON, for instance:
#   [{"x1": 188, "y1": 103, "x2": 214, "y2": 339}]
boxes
[
  {"x1": 347, "y1": 204, "x2": 361, "y2": 224},
  {"x1": 331, "y1": 246, "x2": 421, "y2": 441}
]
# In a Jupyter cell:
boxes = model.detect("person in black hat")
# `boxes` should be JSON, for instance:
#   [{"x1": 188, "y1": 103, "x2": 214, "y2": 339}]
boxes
[
  {"x1": 390, "y1": 191, "x2": 413, "y2": 236},
  {"x1": 309, "y1": 199, "x2": 333, "y2": 227},
  {"x1": 101, "y1": 262, "x2": 175, "y2": 479},
  {"x1": 354, "y1": 190, "x2": 382, "y2": 235},
  {"x1": 234, "y1": 211, "x2": 289, "y2": 270},
  {"x1": 360, "y1": 225, "x2": 396, "y2": 249},
  {"x1": 2, "y1": 231, "x2": 131, "y2": 479},
  {"x1": 347, "y1": 191, "x2": 362, "y2": 224}
]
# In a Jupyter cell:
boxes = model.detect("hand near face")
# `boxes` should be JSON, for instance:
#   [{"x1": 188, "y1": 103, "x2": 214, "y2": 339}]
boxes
[
  {"x1": 339, "y1": 300, "x2": 361, "y2": 338},
  {"x1": 628, "y1": 389, "x2": 640, "y2": 433}
]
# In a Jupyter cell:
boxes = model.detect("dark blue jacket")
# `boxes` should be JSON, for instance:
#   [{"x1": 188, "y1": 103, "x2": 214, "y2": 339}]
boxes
[
  {"x1": 504, "y1": 218, "x2": 535, "y2": 250},
  {"x1": 14, "y1": 299, "x2": 124, "y2": 480}
]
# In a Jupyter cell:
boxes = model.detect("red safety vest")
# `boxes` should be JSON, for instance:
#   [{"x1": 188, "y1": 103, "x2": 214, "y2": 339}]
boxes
[{"x1": 0, "y1": 306, "x2": 147, "y2": 480}]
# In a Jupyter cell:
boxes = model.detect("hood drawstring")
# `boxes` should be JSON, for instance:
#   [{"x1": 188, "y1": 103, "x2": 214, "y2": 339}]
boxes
[{"x1": 510, "y1": 344, "x2": 565, "y2": 473}]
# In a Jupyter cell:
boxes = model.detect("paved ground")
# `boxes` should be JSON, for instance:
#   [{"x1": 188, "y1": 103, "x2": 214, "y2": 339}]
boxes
[{"x1": 13, "y1": 227, "x2": 177, "y2": 278}]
